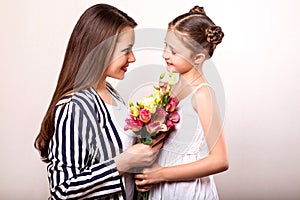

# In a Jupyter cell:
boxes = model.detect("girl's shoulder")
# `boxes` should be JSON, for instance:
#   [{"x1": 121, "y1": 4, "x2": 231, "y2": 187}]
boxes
[
  {"x1": 192, "y1": 83, "x2": 213, "y2": 95},
  {"x1": 191, "y1": 83, "x2": 215, "y2": 110}
]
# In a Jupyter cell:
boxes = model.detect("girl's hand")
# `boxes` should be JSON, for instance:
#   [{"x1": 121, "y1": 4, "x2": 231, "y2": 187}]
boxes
[
  {"x1": 135, "y1": 183, "x2": 153, "y2": 192},
  {"x1": 134, "y1": 164, "x2": 164, "y2": 187},
  {"x1": 114, "y1": 133, "x2": 166, "y2": 173}
]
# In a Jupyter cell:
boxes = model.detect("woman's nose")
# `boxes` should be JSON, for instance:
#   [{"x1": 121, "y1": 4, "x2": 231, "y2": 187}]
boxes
[{"x1": 128, "y1": 51, "x2": 136, "y2": 63}]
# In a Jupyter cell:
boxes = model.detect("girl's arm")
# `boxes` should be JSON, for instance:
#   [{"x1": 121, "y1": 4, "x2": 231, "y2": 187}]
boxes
[{"x1": 135, "y1": 86, "x2": 229, "y2": 186}]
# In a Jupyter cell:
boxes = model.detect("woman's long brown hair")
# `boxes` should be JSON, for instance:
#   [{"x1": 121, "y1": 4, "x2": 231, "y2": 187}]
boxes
[{"x1": 34, "y1": 4, "x2": 137, "y2": 163}]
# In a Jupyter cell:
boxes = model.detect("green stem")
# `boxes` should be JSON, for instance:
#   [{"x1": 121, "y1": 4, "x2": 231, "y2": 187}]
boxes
[{"x1": 143, "y1": 191, "x2": 149, "y2": 200}]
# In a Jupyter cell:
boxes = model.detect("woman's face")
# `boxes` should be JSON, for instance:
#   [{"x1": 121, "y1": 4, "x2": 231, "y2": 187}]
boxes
[
  {"x1": 105, "y1": 26, "x2": 136, "y2": 80},
  {"x1": 162, "y1": 30, "x2": 195, "y2": 74}
]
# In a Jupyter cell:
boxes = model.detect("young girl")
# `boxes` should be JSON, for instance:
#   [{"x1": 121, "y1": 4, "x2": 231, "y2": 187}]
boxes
[
  {"x1": 34, "y1": 4, "x2": 164, "y2": 200},
  {"x1": 135, "y1": 6, "x2": 229, "y2": 200}
]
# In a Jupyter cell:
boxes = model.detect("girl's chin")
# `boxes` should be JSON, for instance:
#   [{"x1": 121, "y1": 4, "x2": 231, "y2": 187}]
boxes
[{"x1": 166, "y1": 67, "x2": 178, "y2": 73}]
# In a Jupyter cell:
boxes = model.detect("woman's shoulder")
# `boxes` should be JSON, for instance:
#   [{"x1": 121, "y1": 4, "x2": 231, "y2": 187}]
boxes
[
  {"x1": 54, "y1": 88, "x2": 101, "y2": 123},
  {"x1": 55, "y1": 88, "x2": 96, "y2": 109}
]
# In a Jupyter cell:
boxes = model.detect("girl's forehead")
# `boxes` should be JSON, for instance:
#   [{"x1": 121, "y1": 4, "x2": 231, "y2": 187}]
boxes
[
  {"x1": 165, "y1": 30, "x2": 193, "y2": 56},
  {"x1": 166, "y1": 31, "x2": 187, "y2": 48}
]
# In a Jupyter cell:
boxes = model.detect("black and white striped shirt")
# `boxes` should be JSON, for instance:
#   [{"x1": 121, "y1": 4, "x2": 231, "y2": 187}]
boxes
[{"x1": 47, "y1": 87, "x2": 127, "y2": 199}]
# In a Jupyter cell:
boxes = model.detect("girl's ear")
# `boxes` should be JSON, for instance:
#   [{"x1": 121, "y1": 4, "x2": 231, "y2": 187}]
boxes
[{"x1": 193, "y1": 53, "x2": 206, "y2": 66}]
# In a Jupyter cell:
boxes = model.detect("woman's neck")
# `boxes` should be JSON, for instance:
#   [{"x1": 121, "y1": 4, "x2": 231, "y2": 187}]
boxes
[{"x1": 94, "y1": 76, "x2": 117, "y2": 106}]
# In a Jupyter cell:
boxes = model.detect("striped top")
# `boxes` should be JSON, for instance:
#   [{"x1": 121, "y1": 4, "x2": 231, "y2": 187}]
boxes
[{"x1": 47, "y1": 87, "x2": 129, "y2": 200}]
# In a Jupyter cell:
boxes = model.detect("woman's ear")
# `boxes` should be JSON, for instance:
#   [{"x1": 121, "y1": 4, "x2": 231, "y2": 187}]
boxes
[{"x1": 193, "y1": 53, "x2": 206, "y2": 66}]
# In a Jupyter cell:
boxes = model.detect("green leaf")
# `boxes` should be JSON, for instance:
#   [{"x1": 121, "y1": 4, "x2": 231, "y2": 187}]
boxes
[
  {"x1": 141, "y1": 137, "x2": 152, "y2": 145},
  {"x1": 160, "y1": 72, "x2": 166, "y2": 79}
]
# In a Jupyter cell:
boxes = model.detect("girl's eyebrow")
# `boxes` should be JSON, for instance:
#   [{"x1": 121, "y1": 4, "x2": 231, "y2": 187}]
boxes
[
  {"x1": 164, "y1": 41, "x2": 175, "y2": 49},
  {"x1": 165, "y1": 41, "x2": 178, "y2": 52}
]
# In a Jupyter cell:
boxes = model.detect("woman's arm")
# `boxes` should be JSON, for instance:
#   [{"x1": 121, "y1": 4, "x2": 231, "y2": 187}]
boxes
[
  {"x1": 48, "y1": 101, "x2": 123, "y2": 199},
  {"x1": 115, "y1": 133, "x2": 166, "y2": 175},
  {"x1": 135, "y1": 86, "x2": 229, "y2": 187}
]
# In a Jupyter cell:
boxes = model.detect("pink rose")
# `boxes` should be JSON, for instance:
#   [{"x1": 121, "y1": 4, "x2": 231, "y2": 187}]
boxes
[
  {"x1": 124, "y1": 117, "x2": 143, "y2": 132},
  {"x1": 165, "y1": 120, "x2": 175, "y2": 130},
  {"x1": 146, "y1": 120, "x2": 165, "y2": 134},
  {"x1": 153, "y1": 107, "x2": 168, "y2": 124},
  {"x1": 139, "y1": 108, "x2": 151, "y2": 123},
  {"x1": 168, "y1": 111, "x2": 180, "y2": 123},
  {"x1": 166, "y1": 97, "x2": 179, "y2": 112}
]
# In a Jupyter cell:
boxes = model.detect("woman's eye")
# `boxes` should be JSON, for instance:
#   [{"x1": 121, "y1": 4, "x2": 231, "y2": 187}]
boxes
[{"x1": 122, "y1": 48, "x2": 131, "y2": 55}]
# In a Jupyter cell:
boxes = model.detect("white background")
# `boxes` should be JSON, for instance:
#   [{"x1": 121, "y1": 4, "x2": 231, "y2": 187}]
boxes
[{"x1": 1, "y1": 0, "x2": 300, "y2": 199}]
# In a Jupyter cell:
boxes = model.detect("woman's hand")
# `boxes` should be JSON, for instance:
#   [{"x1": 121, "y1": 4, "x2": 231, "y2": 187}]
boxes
[{"x1": 114, "y1": 133, "x2": 166, "y2": 174}]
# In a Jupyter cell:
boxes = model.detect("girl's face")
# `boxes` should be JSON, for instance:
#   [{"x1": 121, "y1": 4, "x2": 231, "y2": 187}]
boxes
[
  {"x1": 105, "y1": 26, "x2": 136, "y2": 80},
  {"x1": 162, "y1": 30, "x2": 195, "y2": 74}
]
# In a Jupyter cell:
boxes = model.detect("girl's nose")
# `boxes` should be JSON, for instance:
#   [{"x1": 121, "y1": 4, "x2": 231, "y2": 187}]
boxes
[{"x1": 162, "y1": 48, "x2": 170, "y2": 59}]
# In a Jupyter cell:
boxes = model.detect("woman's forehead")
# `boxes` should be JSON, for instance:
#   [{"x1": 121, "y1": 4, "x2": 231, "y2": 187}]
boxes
[{"x1": 118, "y1": 27, "x2": 135, "y2": 44}]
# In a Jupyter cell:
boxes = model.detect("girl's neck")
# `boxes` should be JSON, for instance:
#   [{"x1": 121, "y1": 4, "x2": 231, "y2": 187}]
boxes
[
  {"x1": 171, "y1": 67, "x2": 206, "y2": 101},
  {"x1": 179, "y1": 67, "x2": 205, "y2": 87}
]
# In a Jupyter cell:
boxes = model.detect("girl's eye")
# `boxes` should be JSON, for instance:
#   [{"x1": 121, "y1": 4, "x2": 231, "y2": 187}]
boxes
[
  {"x1": 169, "y1": 47, "x2": 176, "y2": 55},
  {"x1": 164, "y1": 42, "x2": 176, "y2": 55}
]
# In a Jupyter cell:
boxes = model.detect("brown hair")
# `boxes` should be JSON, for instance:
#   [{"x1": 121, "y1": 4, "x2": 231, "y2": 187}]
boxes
[
  {"x1": 169, "y1": 6, "x2": 224, "y2": 58},
  {"x1": 34, "y1": 4, "x2": 137, "y2": 163}
]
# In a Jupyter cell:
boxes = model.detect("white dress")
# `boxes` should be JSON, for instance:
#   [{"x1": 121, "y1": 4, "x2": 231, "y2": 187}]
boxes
[
  {"x1": 149, "y1": 83, "x2": 219, "y2": 200},
  {"x1": 105, "y1": 91, "x2": 137, "y2": 200}
]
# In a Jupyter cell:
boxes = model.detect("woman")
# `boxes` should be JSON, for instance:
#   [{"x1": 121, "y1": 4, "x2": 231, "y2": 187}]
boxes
[
  {"x1": 135, "y1": 6, "x2": 229, "y2": 200},
  {"x1": 34, "y1": 4, "x2": 164, "y2": 199}
]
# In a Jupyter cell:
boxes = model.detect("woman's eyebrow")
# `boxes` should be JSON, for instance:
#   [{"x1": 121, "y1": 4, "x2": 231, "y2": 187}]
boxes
[{"x1": 121, "y1": 44, "x2": 133, "y2": 52}]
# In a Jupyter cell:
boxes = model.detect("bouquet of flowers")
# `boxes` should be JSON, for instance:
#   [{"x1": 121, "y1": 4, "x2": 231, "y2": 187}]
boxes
[
  {"x1": 124, "y1": 71, "x2": 180, "y2": 145},
  {"x1": 124, "y1": 71, "x2": 180, "y2": 200}
]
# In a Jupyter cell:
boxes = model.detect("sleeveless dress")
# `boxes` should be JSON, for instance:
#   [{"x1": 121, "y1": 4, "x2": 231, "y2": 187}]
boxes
[{"x1": 149, "y1": 83, "x2": 219, "y2": 200}]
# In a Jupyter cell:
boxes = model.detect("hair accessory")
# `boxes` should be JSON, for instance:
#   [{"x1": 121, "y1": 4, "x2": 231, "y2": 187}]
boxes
[
  {"x1": 189, "y1": 6, "x2": 206, "y2": 16},
  {"x1": 206, "y1": 26, "x2": 224, "y2": 44}
]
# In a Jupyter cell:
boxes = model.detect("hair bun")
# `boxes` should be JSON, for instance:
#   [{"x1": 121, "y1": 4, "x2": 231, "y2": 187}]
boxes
[
  {"x1": 206, "y1": 26, "x2": 224, "y2": 44},
  {"x1": 189, "y1": 6, "x2": 206, "y2": 15}
]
